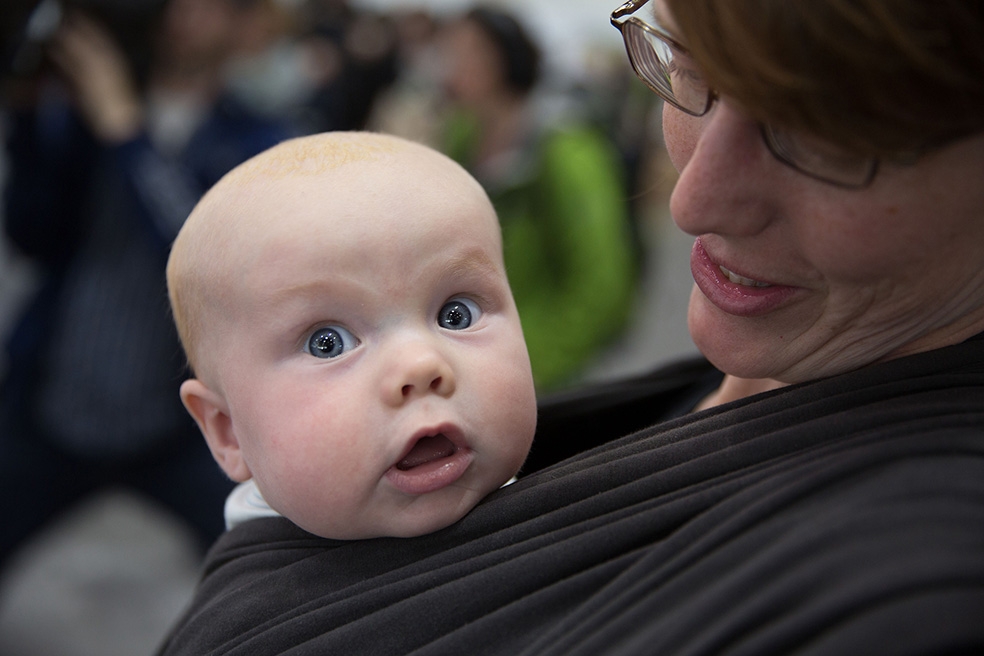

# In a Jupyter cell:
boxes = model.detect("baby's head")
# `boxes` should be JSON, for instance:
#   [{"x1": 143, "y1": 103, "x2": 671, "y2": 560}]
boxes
[{"x1": 167, "y1": 131, "x2": 536, "y2": 539}]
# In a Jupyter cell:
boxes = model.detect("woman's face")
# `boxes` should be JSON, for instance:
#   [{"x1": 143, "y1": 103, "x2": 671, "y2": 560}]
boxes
[{"x1": 663, "y1": 97, "x2": 984, "y2": 383}]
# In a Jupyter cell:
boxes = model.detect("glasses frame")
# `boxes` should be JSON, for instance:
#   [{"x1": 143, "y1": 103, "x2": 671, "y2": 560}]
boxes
[
  {"x1": 611, "y1": 0, "x2": 715, "y2": 117},
  {"x1": 610, "y1": 0, "x2": 880, "y2": 189}
]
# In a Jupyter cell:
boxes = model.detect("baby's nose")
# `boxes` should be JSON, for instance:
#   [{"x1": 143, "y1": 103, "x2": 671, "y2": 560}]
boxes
[{"x1": 382, "y1": 344, "x2": 456, "y2": 406}]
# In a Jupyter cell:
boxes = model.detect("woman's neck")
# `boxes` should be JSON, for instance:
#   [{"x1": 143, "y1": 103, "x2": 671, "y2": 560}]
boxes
[{"x1": 695, "y1": 375, "x2": 787, "y2": 411}]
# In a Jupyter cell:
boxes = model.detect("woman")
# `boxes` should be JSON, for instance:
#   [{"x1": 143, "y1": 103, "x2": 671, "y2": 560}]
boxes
[
  {"x1": 652, "y1": 0, "x2": 984, "y2": 406},
  {"x1": 158, "y1": 1, "x2": 984, "y2": 653}
]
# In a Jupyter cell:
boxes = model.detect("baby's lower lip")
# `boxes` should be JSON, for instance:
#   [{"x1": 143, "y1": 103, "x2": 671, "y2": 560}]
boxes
[
  {"x1": 690, "y1": 238, "x2": 800, "y2": 317},
  {"x1": 385, "y1": 444, "x2": 473, "y2": 495}
]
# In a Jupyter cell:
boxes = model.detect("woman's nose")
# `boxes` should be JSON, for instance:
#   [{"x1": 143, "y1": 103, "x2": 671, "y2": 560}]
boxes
[
  {"x1": 666, "y1": 102, "x2": 778, "y2": 238},
  {"x1": 381, "y1": 339, "x2": 456, "y2": 406}
]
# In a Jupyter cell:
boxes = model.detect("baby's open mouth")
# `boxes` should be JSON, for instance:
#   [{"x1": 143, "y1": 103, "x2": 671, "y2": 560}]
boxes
[
  {"x1": 387, "y1": 430, "x2": 473, "y2": 495},
  {"x1": 396, "y1": 434, "x2": 458, "y2": 470}
]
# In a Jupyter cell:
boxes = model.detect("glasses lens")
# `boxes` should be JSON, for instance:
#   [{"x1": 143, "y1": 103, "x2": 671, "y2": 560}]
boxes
[
  {"x1": 763, "y1": 125, "x2": 878, "y2": 188},
  {"x1": 624, "y1": 21, "x2": 710, "y2": 116}
]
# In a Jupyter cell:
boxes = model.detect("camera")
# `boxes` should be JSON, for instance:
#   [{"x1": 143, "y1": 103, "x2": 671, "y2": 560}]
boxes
[
  {"x1": 3, "y1": 0, "x2": 61, "y2": 77},
  {"x1": 2, "y1": 0, "x2": 165, "y2": 81}
]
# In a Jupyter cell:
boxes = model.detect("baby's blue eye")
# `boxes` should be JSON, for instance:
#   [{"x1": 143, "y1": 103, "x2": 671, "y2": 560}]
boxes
[
  {"x1": 306, "y1": 326, "x2": 358, "y2": 359},
  {"x1": 438, "y1": 298, "x2": 481, "y2": 330}
]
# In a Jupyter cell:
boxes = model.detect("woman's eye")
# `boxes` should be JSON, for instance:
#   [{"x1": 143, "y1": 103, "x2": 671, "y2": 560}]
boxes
[
  {"x1": 438, "y1": 298, "x2": 482, "y2": 330},
  {"x1": 668, "y1": 55, "x2": 702, "y2": 84},
  {"x1": 305, "y1": 325, "x2": 358, "y2": 359}
]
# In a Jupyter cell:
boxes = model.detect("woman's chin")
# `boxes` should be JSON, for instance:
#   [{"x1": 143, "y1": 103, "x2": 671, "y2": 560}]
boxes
[{"x1": 688, "y1": 291, "x2": 788, "y2": 380}]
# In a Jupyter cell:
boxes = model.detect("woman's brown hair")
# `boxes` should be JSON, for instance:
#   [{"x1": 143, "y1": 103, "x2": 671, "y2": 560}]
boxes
[{"x1": 666, "y1": 0, "x2": 984, "y2": 155}]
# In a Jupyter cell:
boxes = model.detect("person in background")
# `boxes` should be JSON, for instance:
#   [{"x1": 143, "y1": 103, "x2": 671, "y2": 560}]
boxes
[
  {"x1": 221, "y1": 0, "x2": 324, "y2": 125},
  {"x1": 440, "y1": 6, "x2": 639, "y2": 392},
  {"x1": 366, "y1": 7, "x2": 446, "y2": 145},
  {"x1": 0, "y1": 0, "x2": 291, "y2": 573},
  {"x1": 291, "y1": 0, "x2": 399, "y2": 133}
]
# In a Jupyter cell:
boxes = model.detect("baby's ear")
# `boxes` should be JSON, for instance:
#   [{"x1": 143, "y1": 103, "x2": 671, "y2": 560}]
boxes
[{"x1": 180, "y1": 379, "x2": 251, "y2": 482}]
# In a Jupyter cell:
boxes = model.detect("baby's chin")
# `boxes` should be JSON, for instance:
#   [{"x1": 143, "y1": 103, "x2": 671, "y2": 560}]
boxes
[{"x1": 300, "y1": 487, "x2": 492, "y2": 540}]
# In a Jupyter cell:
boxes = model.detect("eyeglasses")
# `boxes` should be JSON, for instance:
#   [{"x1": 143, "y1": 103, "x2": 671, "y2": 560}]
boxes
[{"x1": 611, "y1": 0, "x2": 880, "y2": 188}]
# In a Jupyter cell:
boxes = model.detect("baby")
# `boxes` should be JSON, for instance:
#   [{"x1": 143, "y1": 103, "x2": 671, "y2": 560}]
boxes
[{"x1": 166, "y1": 131, "x2": 538, "y2": 539}]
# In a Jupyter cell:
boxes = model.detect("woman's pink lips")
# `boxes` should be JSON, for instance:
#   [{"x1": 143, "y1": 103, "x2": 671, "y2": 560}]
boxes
[
  {"x1": 690, "y1": 237, "x2": 800, "y2": 317},
  {"x1": 385, "y1": 427, "x2": 473, "y2": 496}
]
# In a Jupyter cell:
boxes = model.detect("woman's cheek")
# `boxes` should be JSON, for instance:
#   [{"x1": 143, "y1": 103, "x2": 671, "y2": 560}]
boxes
[{"x1": 662, "y1": 103, "x2": 701, "y2": 173}]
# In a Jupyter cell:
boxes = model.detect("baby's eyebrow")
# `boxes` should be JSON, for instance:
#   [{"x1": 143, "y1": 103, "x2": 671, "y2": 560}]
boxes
[{"x1": 437, "y1": 250, "x2": 503, "y2": 286}]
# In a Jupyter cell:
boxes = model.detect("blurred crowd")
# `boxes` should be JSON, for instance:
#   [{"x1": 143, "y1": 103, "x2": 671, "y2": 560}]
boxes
[
  {"x1": 0, "y1": 0, "x2": 671, "y2": 614},
  {"x1": 0, "y1": 0, "x2": 670, "y2": 382}
]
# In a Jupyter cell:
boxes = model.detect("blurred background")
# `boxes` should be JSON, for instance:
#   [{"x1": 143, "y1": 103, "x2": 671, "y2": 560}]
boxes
[{"x1": 0, "y1": 0, "x2": 697, "y2": 653}]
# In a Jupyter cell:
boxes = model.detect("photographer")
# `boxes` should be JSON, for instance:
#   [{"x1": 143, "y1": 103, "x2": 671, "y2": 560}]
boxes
[{"x1": 0, "y1": 0, "x2": 292, "y2": 572}]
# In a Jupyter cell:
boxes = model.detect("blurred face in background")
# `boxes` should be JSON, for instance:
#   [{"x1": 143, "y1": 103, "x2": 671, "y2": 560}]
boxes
[
  {"x1": 442, "y1": 18, "x2": 508, "y2": 109},
  {"x1": 158, "y1": 0, "x2": 239, "y2": 70}
]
